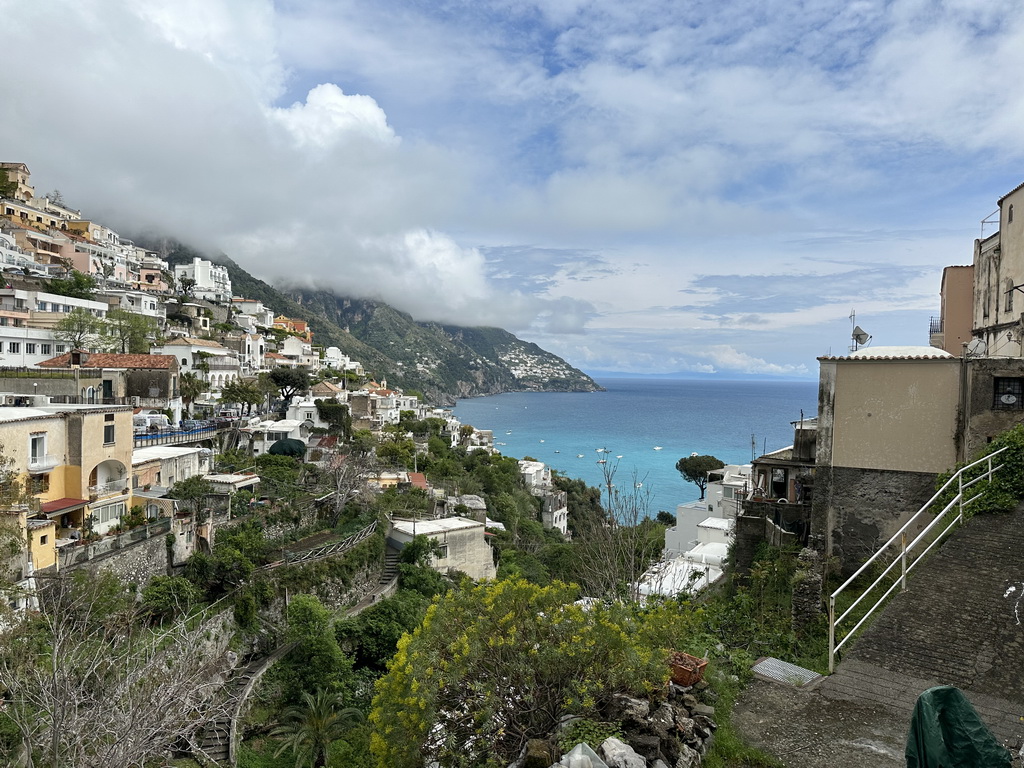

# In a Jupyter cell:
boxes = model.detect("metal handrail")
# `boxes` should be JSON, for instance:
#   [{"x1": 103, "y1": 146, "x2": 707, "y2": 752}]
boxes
[{"x1": 827, "y1": 446, "x2": 1007, "y2": 672}]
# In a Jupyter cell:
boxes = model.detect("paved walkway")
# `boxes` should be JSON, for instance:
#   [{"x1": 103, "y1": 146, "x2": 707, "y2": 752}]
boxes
[{"x1": 733, "y1": 506, "x2": 1024, "y2": 766}]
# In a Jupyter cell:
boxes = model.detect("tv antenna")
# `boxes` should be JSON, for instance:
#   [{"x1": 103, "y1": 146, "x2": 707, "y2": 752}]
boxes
[{"x1": 849, "y1": 310, "x2": 871, "y2": 352}]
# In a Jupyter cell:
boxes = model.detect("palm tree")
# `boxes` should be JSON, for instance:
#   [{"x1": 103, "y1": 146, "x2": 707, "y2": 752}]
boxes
[
  {"x1": 270, "y1": 689, "x2": 364, "y2": 768},
  {"x1": 178, "y1": 372, "x2": 207, "y2": 417}
]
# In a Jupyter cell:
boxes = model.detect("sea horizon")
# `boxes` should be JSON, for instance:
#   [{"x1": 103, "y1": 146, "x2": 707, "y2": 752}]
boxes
[{"x1": 454, "y1": 377, "x2": 819, "y2": 543}]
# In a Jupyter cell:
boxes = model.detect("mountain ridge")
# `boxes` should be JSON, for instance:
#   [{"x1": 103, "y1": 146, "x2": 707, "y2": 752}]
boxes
[{"x1": 156, "y1": 241, "x2": 601, "y2": 404}]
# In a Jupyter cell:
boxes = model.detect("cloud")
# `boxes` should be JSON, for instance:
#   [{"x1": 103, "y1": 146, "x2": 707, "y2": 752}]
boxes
[
  {"x1": 267, "y1": 84, "x2": 397, "y2": 148},
  {"x1": 1, "y1": 0, "x2": 1021, "y2": 377}
]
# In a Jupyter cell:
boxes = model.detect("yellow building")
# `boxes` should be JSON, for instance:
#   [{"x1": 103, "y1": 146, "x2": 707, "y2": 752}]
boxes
[
  {"x1": 0, "y1": 402, "x2": 134, "y2": 573},
  {"x1": 273, "y1": 315, "x2": 313, "y2": 343},
  {"x1": 0, "y1": 162, "x2": 35, "y2": 202}
]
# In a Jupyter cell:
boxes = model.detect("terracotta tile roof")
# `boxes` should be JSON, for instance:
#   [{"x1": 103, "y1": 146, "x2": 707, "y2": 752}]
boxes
[
  {"x1": 40, "y1": 497, "x2": 90, "y2": 515},
  {"x1": 312, "y1": 380, "x2": 342, "y2": 394},
  {"x1": 38, "y1": 352, "x2": 178, "y2": 369},
  {"x1": 264, "y1": 352, "x2": 287, "y2": 359},
  {"x1": 408, "y1": 472, "x2": 429, "y2": 490}
]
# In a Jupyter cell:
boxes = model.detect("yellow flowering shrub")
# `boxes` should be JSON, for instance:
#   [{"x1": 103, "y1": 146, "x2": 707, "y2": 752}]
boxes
[{"x1": 369, "y1": 579, "x2": 690, "y2": 768}]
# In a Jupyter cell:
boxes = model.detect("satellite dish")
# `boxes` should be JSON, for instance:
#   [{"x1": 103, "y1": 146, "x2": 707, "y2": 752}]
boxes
[
  {"x1": 966, "y1": 338, "x2": 987, "y2": 357},
  {"x1": 852, "y1": 326, "x2": 871, "y2": 346}
]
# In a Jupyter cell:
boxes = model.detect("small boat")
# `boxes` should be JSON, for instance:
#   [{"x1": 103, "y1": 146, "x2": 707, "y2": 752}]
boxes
[
  {"x1": 554, "y1": 450, "x2": 560, "y2": 453},
  {"x1": 506, "y1": 430, "x2": 512, "y2": 434},
  {"x1": 597, "y1": 459, "x2": 607, "y2": 464},
  {"x1": 540, "y1": 439, "x2": 545, "y2": 443},
  {"x1": 616, "y1": 455, "x2": 623, "y2": 459},
  {"x1": 635, "y1": 482, "x2": 643, "y2": 488},
  {"x1": 653, "y1": 446, "x2": 663, "y2": 451},
  {"x1": 577, "y1": 454, "x2": 584, "y2": 458}
]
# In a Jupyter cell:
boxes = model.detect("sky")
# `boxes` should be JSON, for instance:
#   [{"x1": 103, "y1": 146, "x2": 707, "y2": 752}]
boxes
[{"x1": 3, "y1": 0, "x2": 1023, "y2": 379}]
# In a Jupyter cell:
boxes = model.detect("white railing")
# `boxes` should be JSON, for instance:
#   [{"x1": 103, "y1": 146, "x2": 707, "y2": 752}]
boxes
[
  {"x1": 828, "y1": 447, "x2": 1007, "y2": 672},
  {"x1": 89, "y1": 479, "x2": 128, "y2": 497},
  {"x1": 28, "y1": 454, "x2": 59, "y2": 472}
]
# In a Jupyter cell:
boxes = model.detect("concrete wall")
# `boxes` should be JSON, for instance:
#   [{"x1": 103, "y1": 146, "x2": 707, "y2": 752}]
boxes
[{"x1": 818, "y1": 358, "x2": 960, "y2": 474}]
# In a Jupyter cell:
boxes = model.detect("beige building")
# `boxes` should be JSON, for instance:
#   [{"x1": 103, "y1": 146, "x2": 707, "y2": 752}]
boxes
[
  {"x1": 0, "y1": 162, "x2": 35, "y2": 202},
  {"x1": 973, "y1": 182, "x2": 1024, "y2": 356},
  {"x1": 930, "y1": 265, "x2": 975, "y2": 354},
  {"x1": 813, "y1": 348, "x2": 961, "y2": 567},
  {"x1": 389, "y1": 516, "x2": 496, "y2": 582}
]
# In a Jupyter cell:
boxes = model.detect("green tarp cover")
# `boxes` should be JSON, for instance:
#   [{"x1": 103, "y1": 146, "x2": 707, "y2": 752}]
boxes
[
  {"x1": 905, "y1": 685, "x2": 1010, "y2": 768},
  {"x1": 268, "y1": 438, "x2": 306, "y2": 456}
]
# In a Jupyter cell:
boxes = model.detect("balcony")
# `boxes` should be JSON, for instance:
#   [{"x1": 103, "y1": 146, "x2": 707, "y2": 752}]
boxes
[
  {"x1": 929, "y1": 316, "x2": 944, "y2": 350},
  {"x1": 89, "y1": 479, "x2": 128, "y2": 499},
  {"x1": 27, "y1": 454, "x2": 59, "y2": 473}
]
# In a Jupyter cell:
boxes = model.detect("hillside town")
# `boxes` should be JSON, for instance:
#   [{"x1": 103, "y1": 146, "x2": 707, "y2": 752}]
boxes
[
  {"x1": 0, "y1": 161, "x2": 577, "y2": 614},
  {"x1": 6, "y1": 159, "x2": 1024, "y2": 767}
]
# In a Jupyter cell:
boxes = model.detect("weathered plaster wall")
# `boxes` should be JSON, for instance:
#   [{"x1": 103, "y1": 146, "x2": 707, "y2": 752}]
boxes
[
  {"x1": 812, "y1": 465, "x2": 937, "y2": 572},
  {"x1": 964, "y1": 357, "x2": 1024, "y2": 458}
]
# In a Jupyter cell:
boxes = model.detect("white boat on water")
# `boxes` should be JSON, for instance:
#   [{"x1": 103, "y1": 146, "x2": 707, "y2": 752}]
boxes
[{"x1": 653, "y1": 446, "x2": 663, "y2": 450}]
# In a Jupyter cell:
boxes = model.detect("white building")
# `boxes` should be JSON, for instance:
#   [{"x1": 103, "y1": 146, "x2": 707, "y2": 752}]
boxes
[
  {"x1": 641, "y1": 464, "x2": 751, "y2": 598},
  {"x1": 322, "y1": 346, "x2": 364, "y2": 375},
  {"x1": 231, "y1": 298, "x2": 275, "y2": 329},
  {"x1": 98, "y1": 289, "x2": 166, "y2": 324},
  {"x1": 279, "y1": 335, "x2": 320, "y2": 369},
  {"x1": 174, "y1": 257, "x2": 232, "y2": 303},
  {"x1": 0, "y1": 231, "x2": 36, "y2": 271},
  {"x1": 287, "y1": 395, "x2": 337, "y2": 432},
  {"x1": 388, "y1": 516, "x2": 496, "y2": 582},
  {"x1": 0, "y1": 287, "x2": 108, "y2": 365},
  {"x1": 131, "y1": 445, "x2": 211, "y2": 495},
  {"x1": 239, "y1": 418, "x2": 306, "y2": 456},
  {"x1": 151, "y1": 337, "x2": 240, "y2": 390}
]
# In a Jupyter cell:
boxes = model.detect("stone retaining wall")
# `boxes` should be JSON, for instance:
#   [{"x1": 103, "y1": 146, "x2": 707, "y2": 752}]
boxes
[{"x1": 812, "y1": 465, "x2": 937, "y2": 573}]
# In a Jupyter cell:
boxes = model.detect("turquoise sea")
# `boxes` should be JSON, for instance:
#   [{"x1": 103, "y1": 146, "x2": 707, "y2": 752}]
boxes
[{"x1": 453, "y1": 378, "x2": 818, "y2": 518}]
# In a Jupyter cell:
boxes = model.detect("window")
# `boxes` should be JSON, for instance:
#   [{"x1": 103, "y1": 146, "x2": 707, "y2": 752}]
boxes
[
  {"x1": 103, "y1": 413, "x2": 115, "y2": 444},
  {"x1": 41, "y1": 344, "x2": 51, "y2": 355},
  {"x1": 7, "y1": 342, "x2": 18, "y2": 354},
  {"x1": 1010, "y1": 204, "x2": 1015, "y2": 224},
  {"x1": 435, "y1": 543, "x2": 449, "y2": 559},
  {"x1": 39, "y1": 534, "x2": 47, "y2": 545},
  {"x1": 1007, "y1": 279, "x2": 1015, "y2": 313},
  {"x1": 93, "y1": 502, "x2": 125, "y2": 525},
  {"x1": 25, "y1": 343, "x2": 35, "y2": 354},
  {"x1": 994, "y1": 378, "x2": 1024, "y2": 409},
  {"x1": 55, "y1": 345, "x2": 65, "y2": 353},
  {"x1": 29, "y1": 433, "x2": 44, "y2": 462}
]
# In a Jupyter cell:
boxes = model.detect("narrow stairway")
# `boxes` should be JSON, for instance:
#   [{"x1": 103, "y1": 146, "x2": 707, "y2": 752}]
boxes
[
  {"x1": 380, "y1": 549, "x2": 400, "y2": 585},
  {"x1": 818, "y1": 505, "x2": 1024, "y2": 745}
]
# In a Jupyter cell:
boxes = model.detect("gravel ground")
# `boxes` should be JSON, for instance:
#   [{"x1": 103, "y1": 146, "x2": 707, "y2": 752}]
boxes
[{"x1": 731, "y1": 678, "x2": 909, "y2": 768}]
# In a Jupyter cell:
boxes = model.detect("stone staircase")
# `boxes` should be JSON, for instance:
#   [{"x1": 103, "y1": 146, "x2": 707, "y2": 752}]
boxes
[
  {"x1": 380, "y1": 549, "x2": 401, "y2": 585},
  {"x1": 818, "y1": 505, "x2": 1024, "y2": 747}
]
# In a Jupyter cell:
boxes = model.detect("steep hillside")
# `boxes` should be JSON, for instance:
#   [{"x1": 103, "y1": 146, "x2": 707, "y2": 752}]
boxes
[{"x1": 156, "y1": 242, "x2": 601, "y2": 403}]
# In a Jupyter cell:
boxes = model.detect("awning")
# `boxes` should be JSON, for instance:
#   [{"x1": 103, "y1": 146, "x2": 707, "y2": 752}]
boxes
[{"x1": 40, "y1": 498, "x2": 91, "y2": 517}]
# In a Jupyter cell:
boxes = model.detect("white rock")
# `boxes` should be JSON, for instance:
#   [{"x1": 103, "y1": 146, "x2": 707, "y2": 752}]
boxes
[{"x1": 599, "y1": 737, "x2": 646, "y2": 768}]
